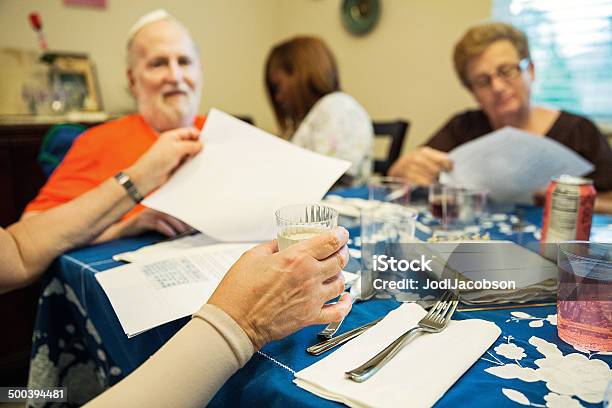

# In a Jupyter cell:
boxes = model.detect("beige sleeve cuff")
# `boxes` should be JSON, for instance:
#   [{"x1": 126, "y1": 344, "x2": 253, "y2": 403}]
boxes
[
  {"x1": 86, "y1": 305, "x2": 254, "y2": 408},
  {"x1": 192, "y1": 304, "x2": 255, "y2": 367}
]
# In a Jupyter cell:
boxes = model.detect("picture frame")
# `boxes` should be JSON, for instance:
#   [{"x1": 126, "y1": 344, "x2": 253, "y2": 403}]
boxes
[{"x1": 45, "y1": 52, "x2": 104, "y2": 112}]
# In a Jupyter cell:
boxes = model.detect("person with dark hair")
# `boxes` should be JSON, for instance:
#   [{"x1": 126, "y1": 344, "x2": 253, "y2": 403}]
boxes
[
  {"x1": 266, "y1": 36, "x2": 373, "y2": 186},
  {"x1": 389, "y1": 22, "x2": 612, "y2": 212}
]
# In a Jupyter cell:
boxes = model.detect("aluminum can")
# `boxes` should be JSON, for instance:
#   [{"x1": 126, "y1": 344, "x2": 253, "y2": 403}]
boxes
[{"x1": 541, "y1": 175, "x2": 596, "y2": 243}]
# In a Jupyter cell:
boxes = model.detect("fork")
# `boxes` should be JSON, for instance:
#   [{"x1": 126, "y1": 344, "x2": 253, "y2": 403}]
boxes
[
  {"x1": 318, "y1": 278, "x2": 372, "y2": 339},
  {"x1": 345, "y1": 291, "x2": 458, "y2": 382}
]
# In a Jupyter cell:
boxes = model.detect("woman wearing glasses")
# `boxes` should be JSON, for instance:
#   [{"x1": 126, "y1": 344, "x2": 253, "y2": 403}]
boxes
[{"x1": 389, "y1": 22, "x2": 612, "y2": 211}]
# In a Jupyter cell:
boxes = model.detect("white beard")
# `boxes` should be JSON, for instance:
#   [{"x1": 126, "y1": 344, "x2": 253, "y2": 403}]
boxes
[{"x1": 139, "y1": 93, "x2": 200, "y2": 132}]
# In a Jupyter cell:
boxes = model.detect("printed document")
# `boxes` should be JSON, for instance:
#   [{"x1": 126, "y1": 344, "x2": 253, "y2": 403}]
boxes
[
  {"x1": 98, "y1": 242, "x2": 358, "y2": 337},
  {"x1": 143, "y1": 109, "x2": 351, "y2": 241},
  {"x1": 112, "y1": 233, "x2": 219, "y2": 263},
  {"x1": 440, "y1": 127, "x2": 593, "y2": 203},
  {"x1": 96, "y1": 243, "x2": 256, "y2": 337}
]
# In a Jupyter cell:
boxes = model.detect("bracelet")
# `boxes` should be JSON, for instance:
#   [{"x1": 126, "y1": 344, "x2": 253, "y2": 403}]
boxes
[{"x1": 114, "y1": 171, "x2": 144, "y2": 203}]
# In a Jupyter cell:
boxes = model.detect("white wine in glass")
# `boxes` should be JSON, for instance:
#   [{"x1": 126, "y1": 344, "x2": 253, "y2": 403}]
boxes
[{"x1": 275, "y1": 204, "x2": 338, "y2": 251}]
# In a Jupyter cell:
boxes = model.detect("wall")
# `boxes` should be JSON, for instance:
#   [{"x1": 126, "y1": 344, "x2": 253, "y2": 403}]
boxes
[
  {"x1": 0, "y1": 0, "x2": 280, "y2": 131},
  {"x1": 274, "y1": 0, "x2": 492, "y2": 149},
  {"x1": 0, "y1": 0, "x2": 492, "y2": 148}
]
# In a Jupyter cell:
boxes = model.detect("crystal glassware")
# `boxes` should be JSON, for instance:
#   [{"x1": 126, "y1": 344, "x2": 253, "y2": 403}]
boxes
[
  {"x1": 557, "y1": 241, "x2": 611, "y2": 351},
  {"x1": 275, "y1": 203, "x2": 338, "y2": 251}
]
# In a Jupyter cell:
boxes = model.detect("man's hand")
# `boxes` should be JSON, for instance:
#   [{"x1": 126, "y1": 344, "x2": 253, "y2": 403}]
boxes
[
  {"x1": 389, "y1": 147, "x2": 453, "y2": 186},
  {"x1": 208, "y1": 227, "x2": 352, "y2": 350},
  {"x1": 127, "y1": 127, "x2": 202, "y2": 196},
  {"x1": 114, "y1": 208, "x2": 193, "y2": 238}
]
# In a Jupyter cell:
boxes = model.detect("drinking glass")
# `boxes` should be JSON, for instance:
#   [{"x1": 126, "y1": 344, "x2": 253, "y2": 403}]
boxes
[
  {"x1": 428, "y1": 184, "x2": 460, "y2": 229},
  {"x1": 557, "y1": 241, "x2": 611, "y2": 351},
  {"x1": 275, "y1": 204, "x2": 338, "y2": 251},
  {"x1": 360, "y1": 203, "x2": 418, "y2": 297},
  {"x1": 457, "y1": 188, "x2": 488, "y2": 226},
  {"x1": 368, "y1": 176, "x2": 411, "y2": 206}
]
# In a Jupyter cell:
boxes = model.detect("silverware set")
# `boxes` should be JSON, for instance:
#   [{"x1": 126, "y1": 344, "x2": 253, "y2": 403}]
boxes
[
  {"x1": 307, "y1": 291, "x2": 459, "y2": 382},
  {"x1": 308, "y1": 317, "x2": 382, "y2": 356},
  {"x1": 345, "y1": 291, "x2": 458, "y2": 382}
]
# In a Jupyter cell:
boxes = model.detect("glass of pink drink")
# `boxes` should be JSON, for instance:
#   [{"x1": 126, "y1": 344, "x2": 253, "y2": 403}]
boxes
[{"x1": 557, "y1": 242, "x2": 611, "y2": 351}]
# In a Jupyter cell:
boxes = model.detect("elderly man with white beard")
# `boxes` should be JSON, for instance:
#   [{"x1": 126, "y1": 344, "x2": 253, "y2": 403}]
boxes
[{"x1": 23, "y1": 10, "x2": 205, "y2": 241}]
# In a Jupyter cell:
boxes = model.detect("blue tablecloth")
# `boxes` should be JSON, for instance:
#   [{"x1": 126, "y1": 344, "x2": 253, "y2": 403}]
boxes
[{"x1": 28, "y1": 188, "x2": 612, "y2": 407}]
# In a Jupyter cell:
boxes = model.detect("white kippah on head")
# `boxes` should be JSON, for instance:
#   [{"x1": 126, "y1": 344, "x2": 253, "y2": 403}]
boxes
[{"x1": 127, "y1": 9, "x2": 177, "y2": 46}]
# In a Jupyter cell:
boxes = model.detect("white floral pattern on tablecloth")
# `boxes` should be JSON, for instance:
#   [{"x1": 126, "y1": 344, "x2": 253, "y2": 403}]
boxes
[
  {"x1": 484, "y1": 311, "x2": 612, "y2": 407},
  {"x1": 507, "y1": 311, "x2": 558, "y2": 328},
  {"x1": 27, "y1": 278, "x2": 125, "y2": 407}
]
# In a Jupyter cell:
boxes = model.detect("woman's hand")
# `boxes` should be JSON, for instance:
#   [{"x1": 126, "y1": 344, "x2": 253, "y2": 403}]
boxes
[
  {"x1": 208, "y1": 227, "x2": 352, "y2": 350},
  {"x1": 389, "y1": 147, "x2": 453, "y2": 186}
]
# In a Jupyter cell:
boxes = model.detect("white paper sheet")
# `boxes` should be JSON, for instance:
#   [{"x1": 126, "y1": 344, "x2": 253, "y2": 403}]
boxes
[
  {"x1": 98, "y1": 242, "x2": 359, "y2": 337},
  {"x1": 96, "y1": 243, "x2": 256, "y2": 337},
  {"x1": 143, "y1": 109, "x2": 351, "y2": 241},
  {"x1": 112, "y1": 233, "x2": 220, "y2": 263},
  {"x1": 440, "y1": 127, "x2": 594, "y2": 203}
]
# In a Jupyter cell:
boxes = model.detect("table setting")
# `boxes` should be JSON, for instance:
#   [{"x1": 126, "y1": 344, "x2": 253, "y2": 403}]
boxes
[{"x1": 27, "y1": 180, "x2": 612, "y2": 407}]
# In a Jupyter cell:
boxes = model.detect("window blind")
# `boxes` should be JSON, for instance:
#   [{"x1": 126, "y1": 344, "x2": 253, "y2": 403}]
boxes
[{"x1": 492, "y1": 0, "x2": 612, "y2": 125}]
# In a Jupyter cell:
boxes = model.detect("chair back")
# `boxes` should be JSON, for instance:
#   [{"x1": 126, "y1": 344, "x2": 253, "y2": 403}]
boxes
[
  {"x1": 38, "y1": 123, "x2": 87, "y2": 178},
  {"x1": 234, "y1": 115, "x2": 255, "y2": 125},
  {"x1": 373, "y1": 120, "x2": 409, "y2": 175}
]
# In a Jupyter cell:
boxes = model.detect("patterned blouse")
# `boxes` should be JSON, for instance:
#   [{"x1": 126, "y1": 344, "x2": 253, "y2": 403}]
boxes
[{"x1": 291, "y1": 91, "x2": 374, "y2": 186}]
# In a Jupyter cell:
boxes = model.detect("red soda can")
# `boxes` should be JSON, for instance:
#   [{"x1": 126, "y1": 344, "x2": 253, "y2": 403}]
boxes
[{"x1": 541, "y1": 175, "x2": 596, "y2": 243}]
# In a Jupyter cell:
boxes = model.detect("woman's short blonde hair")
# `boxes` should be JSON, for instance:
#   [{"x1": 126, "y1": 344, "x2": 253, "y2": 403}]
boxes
[
  {"x1": 265, "y1": 36, "x2": 340, "y2": 135},
  {"x1": 453, "y1": 22, "x2": 530, "y2": 88}
]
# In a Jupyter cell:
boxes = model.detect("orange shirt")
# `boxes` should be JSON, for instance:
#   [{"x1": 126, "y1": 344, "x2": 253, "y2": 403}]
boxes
[{"x1": 25, "y1": 114, "x2": 206, "y2": 219}]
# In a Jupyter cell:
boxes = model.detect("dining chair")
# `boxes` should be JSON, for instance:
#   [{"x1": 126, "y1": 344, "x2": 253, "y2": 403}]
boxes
[
  {"x1": 234, "y1": 115, "x2": 255, "y2": 126},
  {"x1": 38, "y1": 123, "x2": 87, "y2": 178},
  {"x1": 372, "y1": 120, "x2": 409, "y2": 175}
]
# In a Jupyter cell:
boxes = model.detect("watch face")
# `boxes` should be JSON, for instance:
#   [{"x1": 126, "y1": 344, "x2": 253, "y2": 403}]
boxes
[{"x1": 341, "y1": 0, "x2": 381, "y2": 36}]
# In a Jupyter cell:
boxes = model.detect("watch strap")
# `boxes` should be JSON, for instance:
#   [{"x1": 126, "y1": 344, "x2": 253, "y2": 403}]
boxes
[{"x1": 114, "y1": 171, "x2": 144, "y2": 203}]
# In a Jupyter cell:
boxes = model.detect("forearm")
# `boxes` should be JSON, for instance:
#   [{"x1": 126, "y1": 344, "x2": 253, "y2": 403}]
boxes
[
  {"x1": 1, "y1": 131, "x2": 202, "y2": 293},
  {"x1": 91, "y1": 221, "x2": 125, "y2": 244},
  {"x1": 595, "y1": 191, "x2": 612, "y2": 214},
  {"x1": 86, "y1": 304, "x2": 254, "y2": 408},
  {"x1": 4, "y1": 168, "x2": 152, "y2": 291},
  {"x1": 5, "y1": 178, "x2": 133, "y2": 290}
]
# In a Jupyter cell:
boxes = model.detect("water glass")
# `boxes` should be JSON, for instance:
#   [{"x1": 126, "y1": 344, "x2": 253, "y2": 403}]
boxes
[
  {"x1": 557, "y1": 241, "x2": 611, "y2": 351},
  {"x1": 360, "y1": 203, "x2": 418, "y2": 296},
  {"x1": 275, "y1": 204, "x2": 338, "y2": 251},
  {"x1": 368, "y1": 176, "x2": 411, "y2": 206},
  {"x1": 458, "y1": 188, "x2": 488, "y2": 226}
]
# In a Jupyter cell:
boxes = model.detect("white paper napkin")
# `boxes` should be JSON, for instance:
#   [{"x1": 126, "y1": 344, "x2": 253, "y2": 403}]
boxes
[{"x1": 294, "y1": 303, "x2": 501, "y2": 408}]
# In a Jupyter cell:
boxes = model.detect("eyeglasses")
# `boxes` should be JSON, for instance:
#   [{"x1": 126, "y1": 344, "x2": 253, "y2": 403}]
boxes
[{"x1": 469, "y1": 58, "x2": 530, "y2": 90}]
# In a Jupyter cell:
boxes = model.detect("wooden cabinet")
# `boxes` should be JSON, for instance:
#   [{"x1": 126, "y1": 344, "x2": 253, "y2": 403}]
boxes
[
  {"x1": 0, "y1": 116, "x2": 101, "y2": 385},
  {"x1": 0, "y1": 123, "x2": 50, "y2": 227},
  {"x1": 0, "y1": 117, "x2": 105, "y2": 227}
]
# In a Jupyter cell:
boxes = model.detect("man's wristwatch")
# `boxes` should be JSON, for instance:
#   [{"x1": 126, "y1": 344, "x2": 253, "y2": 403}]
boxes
[{"x1": 114, "y1": 171, "x2": 144, "y2": 203}]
